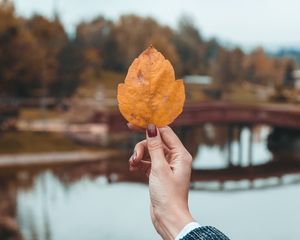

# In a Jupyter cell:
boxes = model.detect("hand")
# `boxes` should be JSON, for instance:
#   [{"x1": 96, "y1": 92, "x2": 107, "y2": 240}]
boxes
[{"x1": 129, "y1": 124, "x2": 194, "y2": 240}]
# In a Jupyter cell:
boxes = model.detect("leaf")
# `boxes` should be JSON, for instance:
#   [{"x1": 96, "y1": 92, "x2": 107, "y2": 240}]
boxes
[{"x1": 117, "y1": 46, "x2": 185, "y2": 128}]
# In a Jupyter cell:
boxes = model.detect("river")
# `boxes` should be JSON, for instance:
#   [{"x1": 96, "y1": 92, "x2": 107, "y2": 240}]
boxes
[{"x1": 10, "y1": 127, "x2": 300, "y2": 239}]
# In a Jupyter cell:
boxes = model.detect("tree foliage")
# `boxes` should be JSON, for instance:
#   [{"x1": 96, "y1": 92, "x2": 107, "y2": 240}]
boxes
[{"x1": 0, "y1": 3, "x2": 296, "y2": 99}]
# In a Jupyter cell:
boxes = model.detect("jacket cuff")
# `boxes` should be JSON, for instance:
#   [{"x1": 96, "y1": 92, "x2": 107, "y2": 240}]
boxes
[
  {"x1": 179, "y1": 226, "x2": 230, "y2": 240},
  {"x1": 175, "y1": 222, "x2": 201, "y2": 240}
]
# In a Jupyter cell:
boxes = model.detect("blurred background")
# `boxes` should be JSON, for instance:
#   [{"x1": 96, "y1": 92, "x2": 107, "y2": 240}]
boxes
[{"x1": 0, "y1": 0, "x2": 300, "y2": 239}]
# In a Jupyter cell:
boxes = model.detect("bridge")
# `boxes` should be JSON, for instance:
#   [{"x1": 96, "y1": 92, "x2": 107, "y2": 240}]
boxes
[
  {"x1": 174, "y1": 102, "x2": 300, "y2": 129},
  {"x1": 1, "y1": 101, "x2": 300, "y2": 190},
  {"x1": 97, "y1": 101, "x2": 300, "y2": 131},
  {"x1": 91, "y1": 101, "x2": 300, "y2": 190}
]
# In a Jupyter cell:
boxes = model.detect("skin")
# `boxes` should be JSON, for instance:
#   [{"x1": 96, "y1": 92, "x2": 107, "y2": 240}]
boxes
[{"x1": 128, "y1": 123, "x2": 194, "y2": 240}]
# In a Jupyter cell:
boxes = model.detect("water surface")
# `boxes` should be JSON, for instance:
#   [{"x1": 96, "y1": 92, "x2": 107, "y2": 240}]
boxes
[{"x1": 13, "y1": 127, "x2": 300, "y2": 240}]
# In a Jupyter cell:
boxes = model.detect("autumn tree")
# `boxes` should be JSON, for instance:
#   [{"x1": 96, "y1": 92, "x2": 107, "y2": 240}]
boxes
[
  {"x1": 172, "y1": 16, "x2": 206, "y2": 76},
  {"x1": 244, "y1": 48, "x2": 275, "y2": 85},
  {"x1": 210, "y1": 47, "x2": 245, "y2": 86},
  {"x1": 0, "y1": 6, "x2": 296, "y2": 100},
  {"x1": 0, "y1": 3, "x2": 69, "y2": 98},
  {"x1": 112, "y1": 15, "x2": 180, "y2": 73},
  {"x1": 282, "y1": 59, "x2": 295, "y2": 87},
  {"x1": 0, "y1": 5, "x2": 45, "y2": 97},
  {"x1": 27, "y1": 15, "x2": 68, "y2": 97},
  {"x1": 54, "y1": 41, "x2": 82, "y2": 97},
  {"x1": 75, "y1": 17, "x2": 111, "y2": 83}
]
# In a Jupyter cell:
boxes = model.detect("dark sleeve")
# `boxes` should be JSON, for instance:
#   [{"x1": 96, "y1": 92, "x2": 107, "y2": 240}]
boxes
[{"x1": 180, "y1": 226, "x2": 230, "y2": 240}]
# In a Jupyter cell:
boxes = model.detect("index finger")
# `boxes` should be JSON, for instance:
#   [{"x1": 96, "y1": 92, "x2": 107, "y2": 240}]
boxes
[{"x1": 128, "y1": 123, "x2": 186, "y2": 152}]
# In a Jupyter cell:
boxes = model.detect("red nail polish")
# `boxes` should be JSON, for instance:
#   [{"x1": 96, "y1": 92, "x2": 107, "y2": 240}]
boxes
[
  {"x1": 147, "y1": 124, "x2": 157, "y2": 137},
  {"x1": 131, "y1": 150, "x2": 136, "y2": 164},
  {"x1": 132, "y1": 151, "x2": 137, "y2": 161},
  {"x1": 129, "y1": 151, "x2": 137, "y2": 165}
]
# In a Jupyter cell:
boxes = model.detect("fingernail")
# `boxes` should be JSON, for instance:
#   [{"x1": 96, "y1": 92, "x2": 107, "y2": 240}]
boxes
[
  {"x1": 132, "y1": 150, "x2": 137, "y2": 161},
  {"x1": 147, "y1": 124, "x2": 157, "y2": 138},
  {"x1": 129, "y1": 150, "x2": 137, "y2": 163}
]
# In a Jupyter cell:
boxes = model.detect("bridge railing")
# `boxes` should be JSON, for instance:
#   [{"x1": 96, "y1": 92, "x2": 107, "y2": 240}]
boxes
[
  {"x1": 94, "y1": 101, "x2": 300, "y2": 131},
  {"x1": 173, "y1": 102, "x2": 300, "y2": 129}
]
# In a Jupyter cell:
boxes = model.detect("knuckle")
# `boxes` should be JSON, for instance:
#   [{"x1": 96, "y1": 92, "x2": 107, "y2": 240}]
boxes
[
  {"x1": 133, "y1": 144, "x2": 139, "y2": 150},
  {"x1": 134, "y1": 140, "x2": 146, "y2": 151},
  {"x1": 185, "y1": 152, "x2": 193, "y2": 164},
  {"x1": 151, "y1": 161, "x2": 167, "y2": 174},
  {"x1": 158, "y1": 126, "x2": 168, "y2": 134},
  {"x1": 147, "y1": 141, "x2": 163, "y2": 151},
  {"x1": 135, "y1": 140, "x2": 145, "y2": 148}
]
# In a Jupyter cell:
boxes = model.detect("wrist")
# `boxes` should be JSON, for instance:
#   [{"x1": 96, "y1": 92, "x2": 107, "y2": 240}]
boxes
[{"x1": 156, "y1": 207, "x2": 194, "y2": 239}]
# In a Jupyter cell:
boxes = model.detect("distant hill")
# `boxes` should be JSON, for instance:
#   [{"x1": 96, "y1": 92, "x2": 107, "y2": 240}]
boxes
[{"x1": 274, "y1": 48, "x2": 300, "y2": 67}]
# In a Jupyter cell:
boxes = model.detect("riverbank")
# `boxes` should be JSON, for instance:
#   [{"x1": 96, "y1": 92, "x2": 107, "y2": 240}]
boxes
[
  {"x1": 0, "y1": 131, "x2": 101, "y2": 154},
  {"x1": 0, "y1": 150, "x2": 122, "y2": 170}
]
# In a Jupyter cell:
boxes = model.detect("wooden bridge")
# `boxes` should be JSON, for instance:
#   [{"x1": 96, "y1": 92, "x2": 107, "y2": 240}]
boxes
[
  {"x1": 174, "y1": 102, "x2": 300, "y2": 129},
  {"x1": 95, "y1": 101, "x2": 300, "y2": 132},
  {"x1": 89, "y1": 101, "x2": 300, "y2": 189},
  {"x1": 1, "y1": 101, "x2": 300, "y2": 190}
]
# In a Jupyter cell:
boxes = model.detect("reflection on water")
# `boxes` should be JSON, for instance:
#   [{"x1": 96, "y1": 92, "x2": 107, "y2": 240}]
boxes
[
  {"x1": 16, "y1": 172, "x2": 300, "y2": 240},
  {"x1": 0, "y1": 126, "x2": 299, "y2": 240},
  {"x1": 193, "y1": 126, "x2": 272, "y2": 169},
  {"x1": 17, "y1": 175, "x2": 154, "y2": 240}
]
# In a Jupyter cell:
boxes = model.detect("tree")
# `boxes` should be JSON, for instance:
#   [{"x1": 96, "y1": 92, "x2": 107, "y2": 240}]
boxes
[
  {"x1": 112, "y1": 15, "x2": 180, "y2": 73},
  {"x1": 0, "y1": 5, "x2": 45, "y2": 97},
  {"x1": 0, "y1": 7, "x2": 296, "y2": 99},
  {"x1": 75, "y1": 17, "x2": 111, "y2": 86},
  {"x1": 0, "y1": 6, "x2": 69, "y2": 98},
  {"x1": 27, "y1": 15, "x2": 68, "y2": 96},
  {"x1": 244, "y1": 48, "x2": 274, "y2": 85},
  {"x1": 173, "y1": 16, "x2": 205, "y2": 76},
  {"x1": 282, "y1": 58, "x2": 295, "y2": 87},
  {"x1": 210, "y1": 47, "x2": 245, "y2": 86},
  {"x1": 54, "y1": 40, "x2": 82, "y2": 97}
]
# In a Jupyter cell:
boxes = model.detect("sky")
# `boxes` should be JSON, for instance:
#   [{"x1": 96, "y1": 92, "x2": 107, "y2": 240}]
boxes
[{"x1": 13, "y1": 0, "x2": 300, "y2": 51}]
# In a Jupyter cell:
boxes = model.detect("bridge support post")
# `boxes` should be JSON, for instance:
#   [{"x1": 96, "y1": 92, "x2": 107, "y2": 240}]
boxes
[
  {"x1": 238, "y1": 126, "x2": 243, "y2": 167},
  {"x1": 178, "y1": 126, "x2": 199, "y2": 158},
  {"x1": 227, "y1": 125, "x2": 233, "y2": 167},
  {"x1": 248, "y1": 126, "x2": 253, "y2": 167}
]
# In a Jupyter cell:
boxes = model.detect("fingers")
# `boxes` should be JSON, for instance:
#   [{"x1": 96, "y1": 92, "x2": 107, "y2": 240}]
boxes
[
  {"x1": 128, "y1": 124, "x2": 187, "y2": 176},
  {"x1": 127, "y1": 123, "x2": 184, "y2": 152},
  {"x1": 159, "y1": 126, "x2": 185, "y2": 151},
  {"x1": 146, "y1": 124, "x2": 170, "y2": 172},
  {"x1": 129, "y1": 160, "x2": 151, "y2": 177},
  {"x1": 129, "y1": 140, "x2": 151, "y2": 176},
  {"x1": 130, "y1": 140, "x2": 148, "y2": 165},
  {"x1": 159, "y1": 126, "x2": 193, "y2": 177},
  {"x1": 159, "y1": 126, "x2": 192, "y2": 163}
]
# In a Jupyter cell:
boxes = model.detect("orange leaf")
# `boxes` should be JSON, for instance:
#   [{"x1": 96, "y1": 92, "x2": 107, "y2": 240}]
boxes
[{"x1": 117, "y1": 47, "x2": 185, "y2": 128}]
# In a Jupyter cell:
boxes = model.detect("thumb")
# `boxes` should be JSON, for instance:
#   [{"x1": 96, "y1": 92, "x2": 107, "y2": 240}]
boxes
[{"x1": 146, "y1": 124, "x2": 168, "y2": 170}]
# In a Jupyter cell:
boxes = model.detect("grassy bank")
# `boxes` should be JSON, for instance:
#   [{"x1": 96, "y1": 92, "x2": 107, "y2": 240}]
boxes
[{"x1": 0, "y1": 131, "x2": 100, "y2": 154}]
